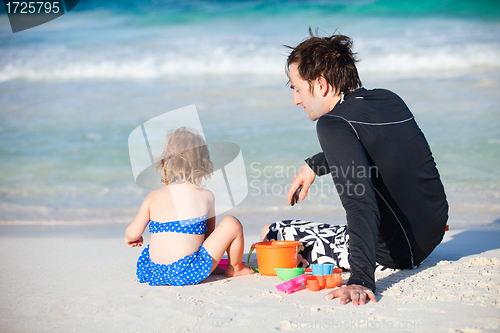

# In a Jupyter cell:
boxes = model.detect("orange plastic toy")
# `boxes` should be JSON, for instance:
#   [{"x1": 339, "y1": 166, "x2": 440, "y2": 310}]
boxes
[
  {"x1": 306, "y1": 276, "x2": 320, "y2": 291},
  {"x1": 306, "y1": 273, "x2": 342, "y2": 291},
  {"x1": 326, "y1": 273, "x2": 342, "y2": 288},
  {"x1": 248, "y1": 241, "x2": 302, "y2": 276}
]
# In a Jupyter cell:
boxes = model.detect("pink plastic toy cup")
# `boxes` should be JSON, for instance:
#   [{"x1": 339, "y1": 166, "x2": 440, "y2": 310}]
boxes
[
  {"x1": 218, "y1": 259, "x2": 229, "y2": 270},
  {"x1": 218, "y1": 259, "x2": 245, "y2": 270},
  {"x1": 276, "y1": 273, "x2": 306, "y2": 294}
]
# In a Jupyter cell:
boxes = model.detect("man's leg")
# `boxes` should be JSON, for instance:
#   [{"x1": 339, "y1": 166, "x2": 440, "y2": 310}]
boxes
[{"x1": 375, "y1": 190, "x2": 416, "y2": 269}]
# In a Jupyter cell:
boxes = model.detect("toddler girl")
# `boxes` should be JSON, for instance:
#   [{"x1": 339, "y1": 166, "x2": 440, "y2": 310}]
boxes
[{"x1": 125, "y1": 127, "x2": 253, "y2": 286}]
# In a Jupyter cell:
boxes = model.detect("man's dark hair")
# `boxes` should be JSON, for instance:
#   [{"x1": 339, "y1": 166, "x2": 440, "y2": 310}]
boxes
[{"x1": 286, "y1": 28, "x2": 362, "y2": 95}]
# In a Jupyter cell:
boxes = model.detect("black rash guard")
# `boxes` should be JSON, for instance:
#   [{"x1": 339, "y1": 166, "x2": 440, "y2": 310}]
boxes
[{"x1": 305, "y1": 88, "x2": 448, "y2": 292}]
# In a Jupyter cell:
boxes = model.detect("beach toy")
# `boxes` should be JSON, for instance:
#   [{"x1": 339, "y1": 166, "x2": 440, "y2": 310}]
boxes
[
  {"x1": 306, "y1": 276, "x2": 321, "y2": 291},
  {"x1": 274, "y1": 267, "x2": 305, "y2": 281},
  {"x1": 325, "y1": 273, "x2": 342, "y2": 289},
  {"x1": 217, "y1": 259, "x2": 245, "y2": 270},
  {"x1": 310, "y1": 264, "x2": 334, "y2": 276},
  {"x1": 276, "y1": 273, "x2": 307, "y2": 294},
  {"x1": 218, "y1": 259, "x2": 229, "y2": 270},
  {"x1": 306, "y1": 273, "x2": 342, "y2": 291},
  {"x1": 248, "y1": 241, "x2": 302, "y2": 276},
  {"x1": 310, "y1": 264, "x2": 343, "y2": 276},
  {"x1": 317, "y1": 275, "x2": 326, "y2": 288}
]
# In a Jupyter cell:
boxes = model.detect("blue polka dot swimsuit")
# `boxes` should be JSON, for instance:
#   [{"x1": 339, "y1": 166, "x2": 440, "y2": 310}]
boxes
[
  {"x1": 149, "y1": 216, "x2": 208, "y2": 235},
  {"x1": 136, "y1": 215, "x2": 213, "y2": 286}
]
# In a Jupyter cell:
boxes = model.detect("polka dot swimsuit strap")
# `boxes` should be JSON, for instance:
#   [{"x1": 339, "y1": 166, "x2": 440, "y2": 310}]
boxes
[{"x1": 149, "y1": 215, "x2": 208, "y2": 235}]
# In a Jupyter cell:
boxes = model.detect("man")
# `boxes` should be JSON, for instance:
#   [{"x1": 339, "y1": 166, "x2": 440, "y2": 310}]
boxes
[{"x1": 262, "y1": 31, "x2": 448, "y2": 305}]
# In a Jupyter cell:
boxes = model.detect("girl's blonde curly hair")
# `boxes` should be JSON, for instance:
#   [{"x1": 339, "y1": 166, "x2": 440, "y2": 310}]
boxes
[{"x1": 156, "y1": 127, "x2": 213, "y2": 189}]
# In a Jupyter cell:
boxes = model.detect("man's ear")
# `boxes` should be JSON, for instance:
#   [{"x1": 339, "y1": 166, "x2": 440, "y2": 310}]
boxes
[{"x1": 317, "y1": 76, "x2": 331, "y2": 97}]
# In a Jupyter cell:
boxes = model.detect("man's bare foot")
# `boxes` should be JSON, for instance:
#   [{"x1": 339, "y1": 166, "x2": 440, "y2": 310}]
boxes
[{"x1": 225, "y1": 263, "x2": 255, "y2": 277}]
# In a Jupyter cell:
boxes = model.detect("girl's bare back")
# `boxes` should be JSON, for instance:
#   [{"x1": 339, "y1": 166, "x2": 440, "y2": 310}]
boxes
[{"x1": 148, "y1": 182, "x2": 214, "y2": 265}]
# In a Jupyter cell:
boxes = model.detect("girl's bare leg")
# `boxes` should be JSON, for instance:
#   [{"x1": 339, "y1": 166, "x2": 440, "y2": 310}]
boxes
[{"x1": 204, "y1": 216, "x2": 254, "y2": 277}]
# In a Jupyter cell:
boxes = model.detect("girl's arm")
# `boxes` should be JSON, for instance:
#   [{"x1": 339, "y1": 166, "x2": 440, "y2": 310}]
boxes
[{"x1": 125, "y1": 194, "x2": 152, "y2": 248}]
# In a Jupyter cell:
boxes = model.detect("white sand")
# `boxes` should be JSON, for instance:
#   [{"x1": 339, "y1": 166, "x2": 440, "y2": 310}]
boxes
[{"x1": 1, "y1": 225, "x2": 499, "y2": 332}]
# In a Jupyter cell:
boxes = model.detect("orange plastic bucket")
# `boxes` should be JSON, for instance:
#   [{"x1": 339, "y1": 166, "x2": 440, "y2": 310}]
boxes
[{"x1": 248, "y1": 241, "x2": 302, "y2": 276}]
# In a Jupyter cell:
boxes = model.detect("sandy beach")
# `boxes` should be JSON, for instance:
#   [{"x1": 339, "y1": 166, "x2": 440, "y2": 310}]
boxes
[{"x1": 1, "y1": 221, "x2": 499, "y2": 332}]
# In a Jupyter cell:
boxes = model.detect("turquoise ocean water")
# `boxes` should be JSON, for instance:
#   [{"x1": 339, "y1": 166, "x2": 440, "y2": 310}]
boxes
[{"x1": 0, "y1": 0, "x2": 499, "y2": 227}]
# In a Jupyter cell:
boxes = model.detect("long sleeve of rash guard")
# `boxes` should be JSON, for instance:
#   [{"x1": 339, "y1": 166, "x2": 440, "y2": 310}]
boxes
[
  {"x1": 305, "y1": 152, "x2": 330, "y2": 177},
  {"x1": 313, "y1": 114, "x2": 380, "y2": 292}
]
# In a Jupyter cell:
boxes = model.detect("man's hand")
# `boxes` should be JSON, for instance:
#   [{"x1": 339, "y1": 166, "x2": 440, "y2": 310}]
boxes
[
  {"x1": 287, "y1": 163, "x2": 316, "y2": 206},
  {"x1": 324, "y1": 285, "x2": 377, "y2": 306}
]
